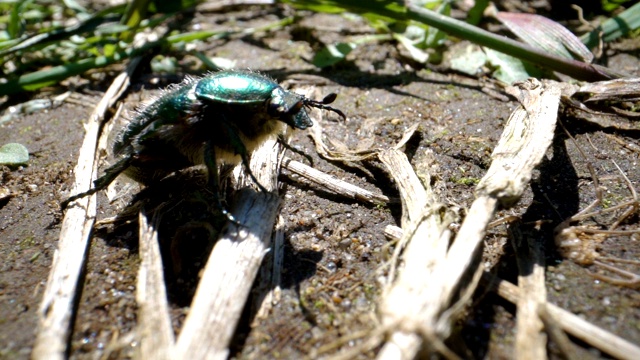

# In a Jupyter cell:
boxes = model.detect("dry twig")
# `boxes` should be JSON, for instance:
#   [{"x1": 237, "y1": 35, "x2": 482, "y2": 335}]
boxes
[
  {"x1": 172, "y1": 138, "x2": 282, "y2": 359},
  {"x1": 33, "y1": 57, "x2": 142, "y2": 360},
  {"x1": 136, "y1": 212, "x2": 174, "y2": 360},
  {"x1": 283, "y1": 157, "x2": 390, "y2": 205},
  {"x1": 510, "y1": 223, "x2": 547, "y2": 359},
  {"x1": 375, "y1": 79, "x2": 564, "y2": 359}
]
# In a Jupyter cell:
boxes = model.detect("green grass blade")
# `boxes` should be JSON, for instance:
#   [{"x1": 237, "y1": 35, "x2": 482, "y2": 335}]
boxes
[
  {"x1": 0, "y1": 39, "x2": 164, "y2": 95},
  {"x1": 0, "y1": 8, "x2": 125, "y2": 57},
  {"x1": 62, "y1": 0, "x2": 88, "y2": 15},
  {"x1": 9, "y1": 0, "x2": 32, "y2": 39},
  {"x1": 404, "y1": 3, "x2": 623, "y2": 81},
  {"x1": 283, "y1": 0, "x2": 406, "y2": 21},
  {"x1": 581, "y1": 2, "x2": 640, "y2": 48},
  {"x1": 282, "y1": 0, "x2": 624, "y2": 81},
  {"x1": 120, "y1": 0, "x2": 152, "y2": 41}
]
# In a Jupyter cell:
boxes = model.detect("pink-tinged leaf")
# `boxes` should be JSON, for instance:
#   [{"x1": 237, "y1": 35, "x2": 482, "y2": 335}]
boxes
[{"x1": 496, "y1": 12, "x2": 594, "y2": 63}]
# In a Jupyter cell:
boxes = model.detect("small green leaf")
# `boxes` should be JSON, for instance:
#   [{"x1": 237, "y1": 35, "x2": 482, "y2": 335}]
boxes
[
  {"x1": 312, "y1": 42, "x2": 356, "y2": 68},
  {"x1": 449, "y1": 44, "x2": 487, "y2": 76},
  {"x1": 0, "y1": 143, "x2": 29, "y2": 165},
  {"x1": 484, "y1": 48, "x2": 543, "y2": 84},
  {"x1": 95, "y1": 23, "x2": 131, "y2": 35},
  {"x1": 62, "y1": 0, "x2": 88, "y2": 14},
  {"x1": 423, "y1": 0, "x2": 450, "y2": 48},
  {"x1": 193, "y1": 52, "x2": 236, "y2": 71},
  {"x1": 150, "y1": 55, "x2": 178, "y2": 73},
  {"x1": 466, "y1": 0, "x2": 489, "y2": 25},
  {"x1": 103, "y1": 43, "x2": 117, "y2": 57},
  {"x1": 394, "y1": 33, "x2": 429, "y2": 63},
  {"x1": 449, "y1": 44, "x2": 544, "y2": 83}
]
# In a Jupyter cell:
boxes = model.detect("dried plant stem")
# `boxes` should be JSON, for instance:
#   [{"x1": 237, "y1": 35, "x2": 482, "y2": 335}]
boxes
[
  {"x1": 376, "y1": 149, "x2": 455, "y2": 359},
  {"x1": 283, "y1": 157, "x2": 390, "y2": 205},
  {"x1": 254, "y1": 215, "x2": 286, "y2": 320},
  {"x1": 385, "y1": 227, "x2": 640, "y2": 359},
  {"x1": 137, "y1": 212, "x2": 174, "y2": 360},
  {"x1": 485, "y1": 273, "x2": 640, "y2": 360},
  {"x1": 510, "y1": 224, "x2": 547, "y2": 360},
  {"x1": 32, "y1": 57, "x2": 141, "y2": 360},
  {"x1": 376, "y1": 79, "x2": 562, "y2": 358},
  {"x1": 173, "y1": 138, "x2": 282, "y2": 360}
]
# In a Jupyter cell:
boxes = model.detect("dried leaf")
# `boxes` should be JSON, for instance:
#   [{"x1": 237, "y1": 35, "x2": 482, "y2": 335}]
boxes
[
  {"x1": 0, "y1": 143, "x2": 29, "y2": 165},
  {"x1": 576, "y1": 78, "x2": 640, "y2": 102},
  {"x1": 496, "y1": 12, "x2": 594, "y2": 63},
  {"x1": 313, "y1": 43, "x2": 356, "y2": 68}
]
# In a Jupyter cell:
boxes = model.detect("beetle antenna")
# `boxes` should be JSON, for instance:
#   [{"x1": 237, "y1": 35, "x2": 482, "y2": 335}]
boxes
[{"x1": 304, "y1": 94, "x2": 346, "y2": 120}]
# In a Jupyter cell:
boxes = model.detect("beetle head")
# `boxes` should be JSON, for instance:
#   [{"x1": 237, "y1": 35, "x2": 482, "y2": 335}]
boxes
[{"x1": 268, "y1": 88, "x2": 345, "y2": 130}]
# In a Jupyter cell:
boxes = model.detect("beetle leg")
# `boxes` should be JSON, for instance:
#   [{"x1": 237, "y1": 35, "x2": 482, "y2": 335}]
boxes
[
  {"x1": 277, "y1": 134, "x2": 313, "y2": 166},
  {"x1": 203, "y1": 141, "x2": 240, "y2": 226},
  {"x1": 220, "y1": 119, "x2": 269, "y2": 194},
  {"x1": 61, "y1": 155, "x2": 134, "y2": 210},
  {"x1": 239, "y1": 150, "x2": 268, "y2": 194}
]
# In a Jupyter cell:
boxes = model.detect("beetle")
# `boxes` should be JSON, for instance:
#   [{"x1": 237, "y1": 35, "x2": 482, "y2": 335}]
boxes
[{"x1": 61, "y1": 70, "x2": 346, "y2": 222}]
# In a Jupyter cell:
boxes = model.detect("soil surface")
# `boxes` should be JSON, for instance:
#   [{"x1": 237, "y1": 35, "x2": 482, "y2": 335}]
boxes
[{"x1": 1, "y1": 2, "x2": 639, "y2": 359}]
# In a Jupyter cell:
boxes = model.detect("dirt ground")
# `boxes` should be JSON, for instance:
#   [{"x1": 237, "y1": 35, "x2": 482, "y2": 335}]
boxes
[{"x1": 1, "y1": 2, "x2": 639, "y2": 359}]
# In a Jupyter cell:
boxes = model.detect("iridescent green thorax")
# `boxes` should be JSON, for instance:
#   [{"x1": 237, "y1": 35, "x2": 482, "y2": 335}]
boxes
[
  {"x1": 195, "y1": 71, "x2": 314, "y2": 130},
  {"x1": 195, "y1": 71, "x2": 279, "y2": 104}
]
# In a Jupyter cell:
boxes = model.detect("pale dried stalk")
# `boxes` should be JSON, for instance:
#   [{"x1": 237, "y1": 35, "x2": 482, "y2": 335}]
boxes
[
  {"x1": 385, "y1": 228, "x2": 640, "y2": 359},
  {"x1": 308, "y1": 115, "x2": 377, "y2": 162},
  {"x1": 419, "y1": 79, "x2": 560, "y2": 339},
  {"x1": 33, "y1": 57, "x2": 141, "y2": 360},
  {"x1": 576, "y1": 78, "x2": 640, "y2": 102},
  {"x1": 376, "y1": 149, "x2": 455, "y2": 360},
  {"x1": 254, "y1": 215, "x2": 285, "y2": 320},
  {"x1": 308, "y1": 110, "x2": 418, "y2": 163},
  {"x1": 377, "y1": 79, "x2": 562, "y2": 359},
  {"x1": 537, "y1": 305, "x2": 580, "y2": 359},
  {"x1": 379, "y1": 149, "x2": 430, "y2": 228},
  {"x1": 561, "y1": 78, "x2": 640, "y2": 130},
  {"x1": 485, "y1": 273, "x2": 640, "y2": 360},
  {"x1": 136, "y1": 212, "x2": 174, "y2": 360},
  {"x1": 283, "y1": 158, "x2": 390, "y2": 205},
  {"x1": 375, "y1": 332, "x2": 422, "y2": 360},
  {"x1": 332, "y1": 142, "x2": 428, "y2": 360},
  {"x1": 510, "y1": 225, "x2": 547, "y2": 360},
  {"x1": 173, "y1": 137, "x2": 282, "y2": 360}
]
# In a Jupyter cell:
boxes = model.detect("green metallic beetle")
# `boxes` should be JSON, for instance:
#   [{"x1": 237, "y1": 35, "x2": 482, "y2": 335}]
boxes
[{"x1": 62, "y1": 70, "x2": 345, "y2": 221}]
